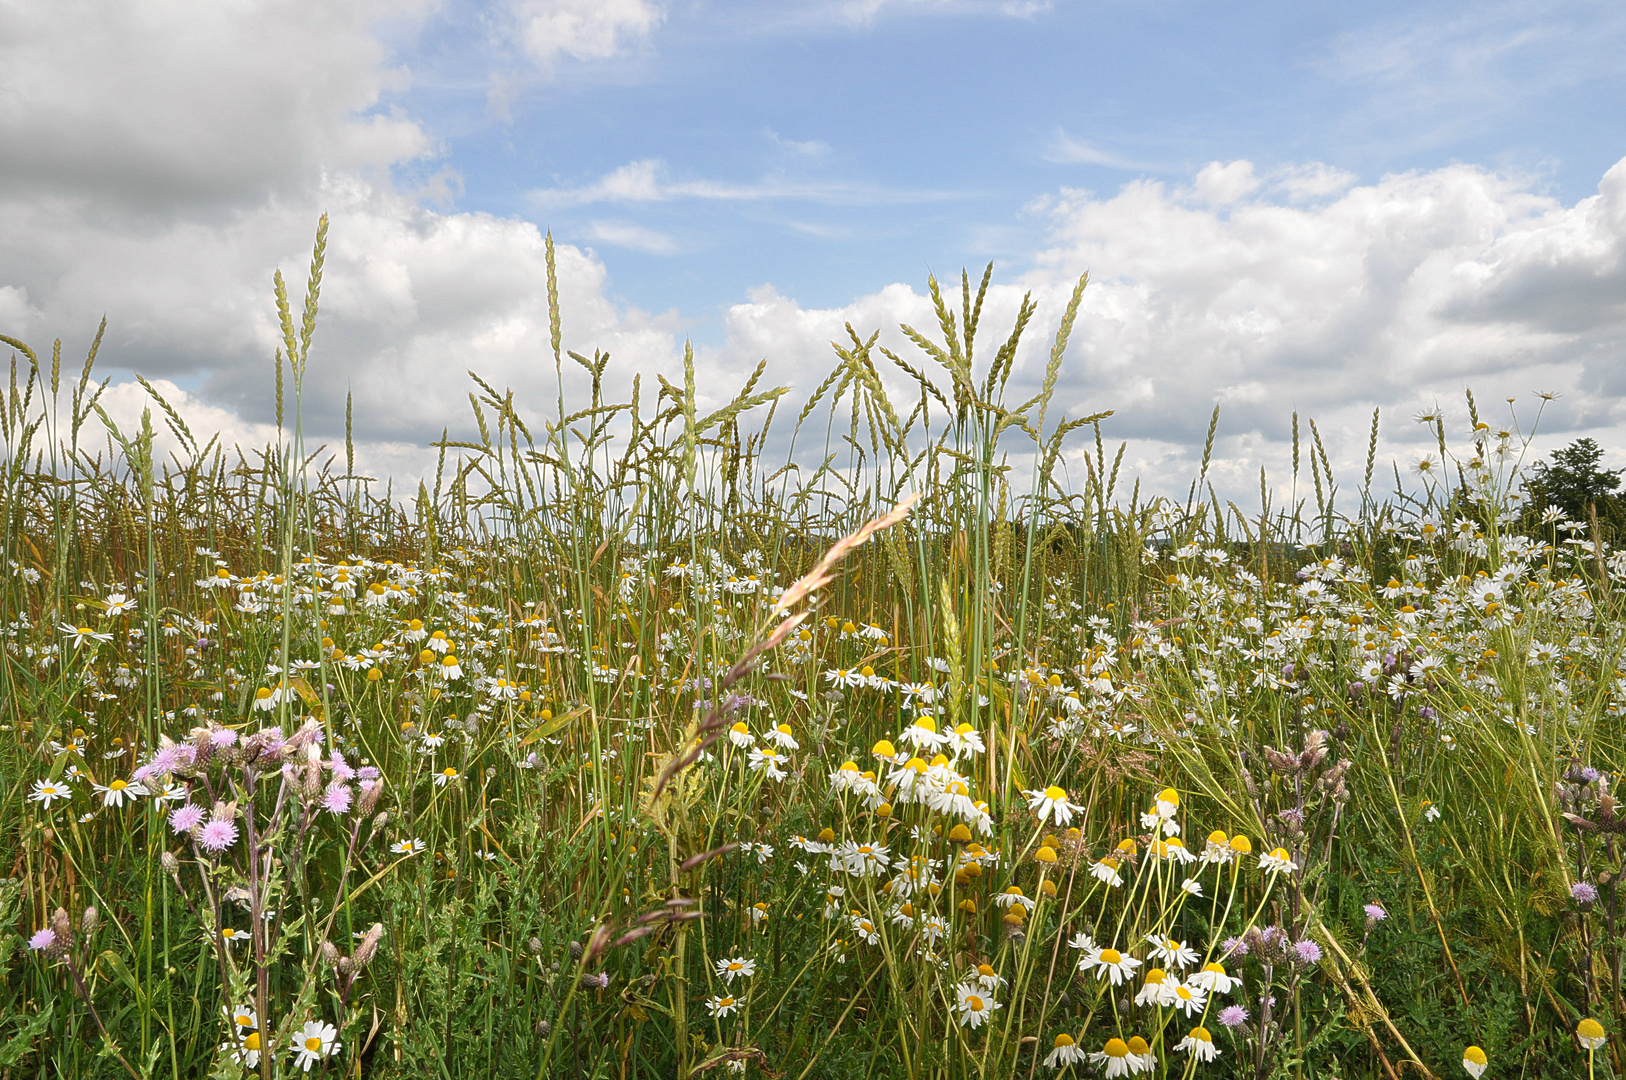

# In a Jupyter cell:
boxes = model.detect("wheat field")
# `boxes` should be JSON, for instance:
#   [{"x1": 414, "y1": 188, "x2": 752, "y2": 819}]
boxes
[{"x1": 0, "y1": 224, "x2": 1620, "y2": 1079}]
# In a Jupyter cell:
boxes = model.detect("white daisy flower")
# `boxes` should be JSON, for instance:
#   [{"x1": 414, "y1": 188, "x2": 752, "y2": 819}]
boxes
[
  {"x1": 1079, "y1": 944, "x2": 1141, "y2": 985},
  {"x1": 714, "y1": 957, "x2": 756, "y2": 983},
  {"x1": 1023, "y1": 785, "x2": 1079, "y2": 826},
  {"x1": 954, "y1": 983, "x2": 1000, "y2": 1028},
  {"x1": 289, "y1": 1020, "x2": 339, "y2": 1072}
]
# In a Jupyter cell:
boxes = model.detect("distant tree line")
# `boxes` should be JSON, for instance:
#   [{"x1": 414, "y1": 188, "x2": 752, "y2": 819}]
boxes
[{"x1": 1522, "y1": 437, "x2": 1626, "y2": 539}]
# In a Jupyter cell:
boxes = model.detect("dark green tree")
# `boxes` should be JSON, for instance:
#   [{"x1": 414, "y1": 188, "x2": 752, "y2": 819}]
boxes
[{"x1": 1525, "y1": 437, "x2": 1623, "y2": 523}]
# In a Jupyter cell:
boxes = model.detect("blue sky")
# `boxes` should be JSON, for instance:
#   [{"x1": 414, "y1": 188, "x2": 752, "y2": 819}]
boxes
[
  {"x1": 2, "y1": 0, "x2": 1625, "y2": 493},
  {"x1": 394, "y1": 0, "x2": 1626, "y2": 323}
]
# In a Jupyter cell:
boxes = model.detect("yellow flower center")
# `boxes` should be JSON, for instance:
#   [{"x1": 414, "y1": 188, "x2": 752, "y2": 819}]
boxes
[
  {"x1": 966, "y1": 995, "x2": 984, "y2": 1011},
  {"x1": 243, "y1": 1033, "x2": 261, "y2": 1050},
  {"x1": 1104, "y1": 1038, "x2": 1129, "y2": 1058},
  {"x1": 305, "y1": 1037, "x2": 322, "y2": 1052},
  {"x1": 1044, "y1": 786, "x2": 1066, "y2": 800},
  {"x1": 1099, "y1": 948, "x2": 1122, "y2": 964}
]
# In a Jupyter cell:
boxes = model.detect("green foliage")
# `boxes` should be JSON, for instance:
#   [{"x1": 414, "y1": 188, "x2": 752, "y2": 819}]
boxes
[{"x1": 1526, "y1": 437, "x2": 1624, "y2": 525}]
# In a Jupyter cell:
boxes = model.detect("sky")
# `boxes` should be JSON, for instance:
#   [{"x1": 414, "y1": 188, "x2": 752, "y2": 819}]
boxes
[{"x1": 2, "y1": 0, "x2": 1625, "y2": 502}]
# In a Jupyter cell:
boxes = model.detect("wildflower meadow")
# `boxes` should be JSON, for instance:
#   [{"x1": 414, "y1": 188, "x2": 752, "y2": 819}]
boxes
[{"x1": 1, "y1": 223, "x2": 1622, "y2": 1078}]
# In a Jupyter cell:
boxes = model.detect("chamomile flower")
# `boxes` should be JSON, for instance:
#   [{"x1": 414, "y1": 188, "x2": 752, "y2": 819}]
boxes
[
  {"x1": 1135, "y1": 968, "x2": 1177, "y2": 1007},
  {"x1": 903, "y1": 715, "x2": 947, "y2": 751},
  {"x1": 61, "y1": 624, "x2": 113, "y2": 648},
  {"x1": 1126, "y1": 1036, "x2": 1156, "y2": 1074},
  {"x1": 1024, "y1": 785, "x2": 1079, "y2": 826},
  {"x1": 92, "y1": 778, "x2": 147, "y2": 808},
  {"x1": 1577, "y1": 1017, "x2": 1607, "y2": 1050},
  {"x1": 1090, "y1": 857, "x2": 1124, "y2": 887},
  {"x1": 944, "y1": 723, "x2": 985, "y2": 757},
  {"x1": 434, "y1": 766, "x2": 460, "y2": 787},
  {"x1": 747, "y1": 745, "x2": 788, "y2": 782},
  {"x1": 1079, "y1": 944, "x2": 1141, "y2": 985},
  {"x1": 708, "y1": 994, "x2": 741, "y2": 1017},
  {"x1": 390, "y1": 838, "x2": 426, "y2": 856},
  {"x1": 1258, "y1": 848, "x2": 1299, "y2": 874},
  {"x1": 955, "y1": 983, "x2": 1000, "y2": 1028},
  {"x1": 28, "y1": 779, "x2": 71, "y2": 808},
  {"x1": 1091, "y1": 1037, "x2": 1134, "y2": 1078},
  {"x1": 728, "y1": 722, "x2": 754, "y2": 749},
  {"x1": 1189, "y1": 961, "x2": 1237, "y2": 995},
  {"x1": 1150, "y1": 837, "x2": 1196, "y2": 863},
  {"x1": 1146, "y1": 934, "x2": 1199, "y2": 969},
  {"x1": 290, "y1": 1020, "x2": 339, "y2": 1072},
  {"x1": 1169, "y1": 979, "x2": 1207, "y2": 1017},
  {"x1": 972, "y1": 963, "x2": 1006, "y2": 991},
  {"x1": 1462, "y1": 1046, "x2": 1488, "y2": 1078},
  {"x1": 715, "y1": 957, "x2": 757, "y2": 983},
  {"x1": 1176, "y1": 1026, "x2": 1219, "y2": 1063},
  {"x1": 1045, "y1": 1033, "x2": 1086, "y2": 1068}
]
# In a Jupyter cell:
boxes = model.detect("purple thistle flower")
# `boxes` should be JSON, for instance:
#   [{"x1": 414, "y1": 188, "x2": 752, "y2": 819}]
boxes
[
  {"x1": 1218, "y1": 1005, "x2": 1248, "y2": 1029},
  {"x1": 1364, "y1": 903, "x2": 1387, "y2": 922},
  {"x1": 1293, "y1": 939, "x2": 1323, "y2": 965},
  {"x1": 1580, "y1": 766, "x2": 1602, "y2": 784},
  {"x1": 321, "y1": 782, "x2": 353, "y2": 816},
  {"x1": 327, "y1": 753, "x2": 356, "y2": 781},
  {"x1": 1222, "y1": 935, "x2": 1248, "y2": 957},
  {"x1": 198, "y1": 819, "x2": 238, "y2": 853},
  {"x1": 28, "y1": 928, "x2": 56, "y2": 952},
  {"x1": 357, "y1": 765, "x2": 381, "y2": 780},
  {"x1": 1572, "y1": 881, "x2": 1599, "y2": 904},
  {"x1": 209, "y1": 728, "x2": 238, "y2": 748},
  {"x1": 169, "y1": 803, "x2": 206, "y2": 834}
]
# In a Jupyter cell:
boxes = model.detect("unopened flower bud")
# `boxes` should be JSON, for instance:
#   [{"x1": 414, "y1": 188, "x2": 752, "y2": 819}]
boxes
[
  {"x1": 321, "y1": 940, "x2": 341, "y2": 966},
  {"x1": 50, "y1": 907, "x2": 72, "y2": 944},
  {"x1": 160, "y1": 851, "x2": 180, "y2": 875},
  {"x1": 568, "y1": 940, "x2": 583, "y2": 960},
  {"x1": 372, "y1": 812, "x2": 389, "y2": 834},
  {"x1": 352, "y1": 923, "x2": 384, "y2": 969},
  {"x1": 528, "y1": 937, "x2": 543, "y2": 955},
  {"x1": 300, "y1": 760, "x2": 323, "y2": 801},
  {"x1": 357, "y1": 779, "x2": 384, "y2": 816},
  {"x1": 80, "y1": 906, "x2": 99, "y2": 934}
]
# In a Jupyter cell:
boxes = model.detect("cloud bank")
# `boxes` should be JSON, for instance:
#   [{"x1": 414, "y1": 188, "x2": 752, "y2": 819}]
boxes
[{"x1": 3, "y1": 1, "x2": 1624, "y2": 505}]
